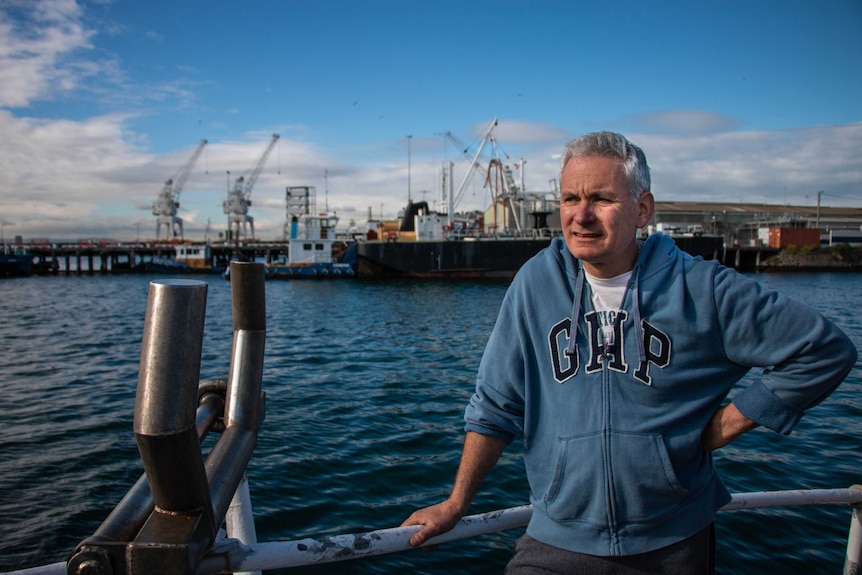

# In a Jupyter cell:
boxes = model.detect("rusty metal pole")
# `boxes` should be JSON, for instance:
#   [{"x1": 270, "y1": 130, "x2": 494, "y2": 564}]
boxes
[
  {"x1": 129, "y1": 279, "x2": 215, "y2": 575},
  {"x1": 133, "y1": 279, "x2": 213, "y2": 525}
]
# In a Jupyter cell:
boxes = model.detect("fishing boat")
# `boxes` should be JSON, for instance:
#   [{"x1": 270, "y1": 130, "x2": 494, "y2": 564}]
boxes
[
  {"x1": 0, "y1": 250, "x2": 34, "y2": 277},
  {"x1": 265, "y1": 212, "x2": 357, "y2": 279},
  {"x1": 144, "y1": 243, "x2": 228, "y2": 275}
]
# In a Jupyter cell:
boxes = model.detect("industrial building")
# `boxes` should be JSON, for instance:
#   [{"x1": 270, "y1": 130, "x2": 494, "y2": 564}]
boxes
[{"x1": 650, "y1": 201, "x2": 862, "y2": 247}]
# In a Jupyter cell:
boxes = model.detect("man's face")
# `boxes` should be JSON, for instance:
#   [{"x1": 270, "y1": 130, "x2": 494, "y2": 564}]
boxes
[{"x1": 560, "y1": 155, "x2": 654, "y2": 278}]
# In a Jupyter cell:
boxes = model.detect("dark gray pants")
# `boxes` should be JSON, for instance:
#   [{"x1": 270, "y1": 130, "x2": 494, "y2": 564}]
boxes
[{"x1": 505, "y1": 524, "x2": 715, "y2": 575}]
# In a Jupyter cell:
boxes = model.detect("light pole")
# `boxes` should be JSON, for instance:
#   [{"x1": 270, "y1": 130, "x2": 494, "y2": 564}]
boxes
[
  {"x1": 816, "y1": 190, "x2": 823, "y2": 231},
  {"x1": 407, "y1": 135, "x2": 412, "y2": 203},
  {"x1": 1, "y1": 220, "x2": 12, "y2": 249}
]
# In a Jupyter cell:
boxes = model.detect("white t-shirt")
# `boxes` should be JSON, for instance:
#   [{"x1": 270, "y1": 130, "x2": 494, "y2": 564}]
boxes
[{"x1": 583, "y1": 269, "x2": 632, "y2": 346}]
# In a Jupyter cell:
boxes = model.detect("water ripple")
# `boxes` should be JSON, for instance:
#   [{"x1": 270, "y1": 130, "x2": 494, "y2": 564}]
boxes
[{"x1": 0, "y1": 274, "x2": 859, "y2": 573}]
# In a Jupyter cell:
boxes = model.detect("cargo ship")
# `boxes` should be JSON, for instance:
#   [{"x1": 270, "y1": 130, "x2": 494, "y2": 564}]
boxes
[
  {"x1": 355, "y1": 201, "x2": 724, "y2": 280},
  {"x1": 355, "y1": 117, "x2": 726, "y2": 279}
]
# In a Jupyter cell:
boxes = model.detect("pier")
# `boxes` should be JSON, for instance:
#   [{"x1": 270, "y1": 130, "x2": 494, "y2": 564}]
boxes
[
  {"x1": 723, "y1": 245, "x2": 782, "y2": 270},
  {"x1": 22, "y1": 241, "x2": 294, "y2": 275},
  {"x1": 15, "y1": 239, "x2": 786, "y2": 277}
]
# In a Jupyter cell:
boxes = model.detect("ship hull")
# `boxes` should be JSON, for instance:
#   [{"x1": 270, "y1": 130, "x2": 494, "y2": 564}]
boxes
[
  {"x1": 356, "y1": 235, "x2": 724, "y2": 279},
  {"x1": 267, "y1": 262, "x2": 355, "y2": 279},
  {"x1": 357, "y1": 238, "x2": 554, "y2": 279},
  {"x1": 0, "y1": 253, "x2": 34, "y2": 277}
]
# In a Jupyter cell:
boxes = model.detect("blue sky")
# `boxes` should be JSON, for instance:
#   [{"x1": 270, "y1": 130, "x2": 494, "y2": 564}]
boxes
[{"x1": 1, "y1": 0, "x2": 860, "y2": 241}]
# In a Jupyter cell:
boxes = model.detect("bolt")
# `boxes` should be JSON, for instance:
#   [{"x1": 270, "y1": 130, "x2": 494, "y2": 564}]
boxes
[{"x1": 76, "y1": 559, "x2": 104, "y2": 575}]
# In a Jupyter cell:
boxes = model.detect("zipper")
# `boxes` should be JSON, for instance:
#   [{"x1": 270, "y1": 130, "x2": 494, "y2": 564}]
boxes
[{"x1": 601, "y1": 342, "x2": 619, "y2": 554}]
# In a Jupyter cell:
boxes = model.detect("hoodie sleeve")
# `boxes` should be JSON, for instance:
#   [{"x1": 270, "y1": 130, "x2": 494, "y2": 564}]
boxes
[
  {"x1": 713, "y1": 266, "x2": 857, "y2": 434},
  {"x1": 463, "y1": 285, "x2": 528, "y2": 443}
]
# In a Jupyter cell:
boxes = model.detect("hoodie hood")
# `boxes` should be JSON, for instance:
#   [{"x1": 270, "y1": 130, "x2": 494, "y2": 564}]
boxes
[{"x1": 558, "y1": 234, "x2": 676, "y2": 368}]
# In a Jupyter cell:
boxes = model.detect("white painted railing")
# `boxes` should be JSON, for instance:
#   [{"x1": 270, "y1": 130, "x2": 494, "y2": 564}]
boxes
[{"x1": 6, "y1": 486, "x2": 860, "y2": 575}]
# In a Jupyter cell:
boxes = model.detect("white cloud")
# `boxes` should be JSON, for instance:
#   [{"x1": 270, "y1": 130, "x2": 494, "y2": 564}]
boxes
[
  {"x1": 474, "y1": 118, "x2": 572, "y2": 146},
  {"x1": 0, "y1": 0, "x2": 93, "y2": 107},
  {"x1": 627, "y1": 110, "x2": 742, "y2": 136},
  {"x1": 638, "y1": 123, "x2": 862, "y2": 205}
]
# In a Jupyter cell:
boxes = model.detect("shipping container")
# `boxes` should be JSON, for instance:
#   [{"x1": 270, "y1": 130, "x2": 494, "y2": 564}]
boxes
[{"x1": 767, "y1": 227, "x2": 820, "y2": 248}]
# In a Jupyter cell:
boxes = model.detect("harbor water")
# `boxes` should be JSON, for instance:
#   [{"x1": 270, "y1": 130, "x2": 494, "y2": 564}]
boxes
[{"x1": 0, "y1": 272, "x2": 860, "y2": 574}]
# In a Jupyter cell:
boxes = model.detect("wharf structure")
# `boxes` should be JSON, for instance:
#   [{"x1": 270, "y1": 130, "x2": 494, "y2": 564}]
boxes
[
  {"x1": 7, "y1": 201, "x2": 862, "y2": 276},
  {"x1": 20, "y1": 241, "x2": 295, "y2": 275},
  {"x1": 649, "y1": 200, "x2": 862, "y2": 269},
  {"x1": 650, "y1": 200, "x2": 862, "y2": 247}
]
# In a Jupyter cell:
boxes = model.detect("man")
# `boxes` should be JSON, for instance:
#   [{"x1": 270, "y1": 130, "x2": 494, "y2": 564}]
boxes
[{"x1": 401, "y1": 131, "x2": 857, "y2": 573}]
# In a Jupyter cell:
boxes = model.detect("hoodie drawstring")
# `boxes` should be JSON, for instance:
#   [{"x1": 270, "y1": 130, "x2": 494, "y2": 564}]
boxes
[
  {"x1": 566, "y1": 261, "x2": 646, "y2": 366},
  {"x1": 567, "y1": 266, "x2": 584, "y2": 356},
  {"x1": 630, "y1": 264, "x2": 646, "y2": 366}
]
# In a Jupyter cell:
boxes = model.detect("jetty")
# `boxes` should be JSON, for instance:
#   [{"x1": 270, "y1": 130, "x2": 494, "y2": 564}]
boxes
[
  {"x1": 21, "y1": 241, "x2": 296, "y2": 275},
  {"x1": 22, "y1": 238, "x2": 777, "y2": 275},
  {"x1": 10, "y1": 238, "x2": 862, "y2": 278}
]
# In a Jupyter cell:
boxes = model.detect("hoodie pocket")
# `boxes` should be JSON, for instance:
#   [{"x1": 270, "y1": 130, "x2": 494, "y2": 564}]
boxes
[{"x1": 544, "y1": 431, "x2": 688, "y2": 526}]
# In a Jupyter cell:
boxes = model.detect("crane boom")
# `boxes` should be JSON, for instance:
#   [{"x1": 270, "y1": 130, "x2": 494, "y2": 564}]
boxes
[
  {"x1": 243, "y1": 133, "x2": 280, "y2": 200},
  {"x1": 453, "y1": 117, "x2": 497, "y2": 208},
  {"x1": 223, "y1": 133, "x2": 280, "y2": 242},
  {"x1": 153, "y1": 138, "x2": 207, "y2": 241},
  {"x1": 170, "y1": 138, "x2": 208, "y2": 202}
]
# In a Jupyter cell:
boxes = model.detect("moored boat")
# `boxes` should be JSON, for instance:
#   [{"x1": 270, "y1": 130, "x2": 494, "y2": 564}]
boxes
[
  {"x1": 0, "y1": 251, "x2": 34, "y2": 277},
  {"x1": 144, "y1": 243, "x2": 228, "y2": 275},
  {"x1": 265, "y1": 212, "x2": 357, "y2": 279}
]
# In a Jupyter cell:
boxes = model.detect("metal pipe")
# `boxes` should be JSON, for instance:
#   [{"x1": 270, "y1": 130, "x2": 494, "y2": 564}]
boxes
[
  {"x1": 204, "y1": 262, "x2": 266, "y2": 529},
  {"x1": 84, "y1": 388, "x2": 224, "y2": 546},
  {"x1": 204, "y1": 426, "x2": 257, "y2": 524},
  {"x1": 66, "y1": 387, "x2": 226, "y2": 574},
  {"x1": 133, "y1": 279, "x2": 214, "y2": 533},
  {"x1": 225, "y1": 474, "x2": 261, "y2": 575},
  {"x1": 722, "y1": 488, "x2": 862, "y2": 510},
  {"x1": 225, "y1": 330, "x2": 266, "y2": 430},
  {"x1": 125, "y1": 280, "x2": 222, "y2": 574},
  {"x1": 135, "y1": 279, "x2": 208, "y2": 437},
  {"x1": 198, "y1": 506, "x2": 533, "y2": 572},
  {"x1": 225, "y1": 262, "x2": 266, "y2": 430},
  {"x1": 196, "y1": 390, "x2": 225, "y2": 440},
  {"x1": 198, "y1": 488, "x2": 862, "y2": 573},
  {"x1": 89, "y1": 474, "x2": 153, "y2": 544},
  {"x1": 845, "y1": 485, "x2": 862, "y2": 575}
]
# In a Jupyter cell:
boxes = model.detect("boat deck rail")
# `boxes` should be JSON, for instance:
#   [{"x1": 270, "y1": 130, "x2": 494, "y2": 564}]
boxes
[{"x1": 6, "y1": 487, "x2": 862, "y2": 574}]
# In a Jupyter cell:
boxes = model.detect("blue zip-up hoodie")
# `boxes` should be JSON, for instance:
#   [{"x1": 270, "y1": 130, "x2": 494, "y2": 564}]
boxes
[{"x1": 464, "y1": 234, "x2": 857, "y2": 556}]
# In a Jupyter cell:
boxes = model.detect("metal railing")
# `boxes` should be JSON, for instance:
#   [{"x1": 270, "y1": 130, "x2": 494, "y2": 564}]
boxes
[
  {"x1": 3, "y1": 261, "x2": 860, "y2": 575},
  {"x1": 6, "y1": 488, "x2": 862, "y2": 575}
]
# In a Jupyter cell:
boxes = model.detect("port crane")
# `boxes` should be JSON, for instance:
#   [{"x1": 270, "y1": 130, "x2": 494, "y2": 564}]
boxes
[
  {"x1": 444, "y1": 119, "x2": 557, "y2": 235},
  {"x1": 223, "y1": 133, "x2": 280, "y2": 243},
  {"x1": 153, "y1": 138, "x2": 208, "y2": 241}
]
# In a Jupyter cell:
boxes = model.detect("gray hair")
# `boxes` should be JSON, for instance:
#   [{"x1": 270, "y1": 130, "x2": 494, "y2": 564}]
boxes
[{"x1": 560, "y1": 132, "x2": 651, "y2": 201}]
